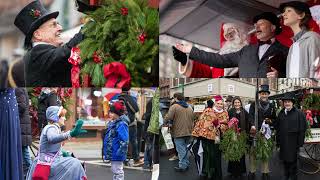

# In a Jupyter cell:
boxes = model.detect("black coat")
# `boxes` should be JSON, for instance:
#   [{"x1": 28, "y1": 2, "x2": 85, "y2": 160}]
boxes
[
  {"x1": 24, "y1": 32, "x2": 83, "y2": 87},
  {"x1": 143, "y1": 98, "x2": 153, "y2": 135},
  {"x1": 15, "y1": 88, "x2": 32, "y2": 146},
  {"x1": 119, "y1": 93, "x2": 139, "y2": 124},
  {"x1": 37, "y1": 92, "x2": 61, "y2": 131},
  {"x1": 228, "y1": 107, "x2": 250, "y2": 134},
  {"x1": 275, "y1": 107, "x2": 306, "y2": 162},
  {"x1": 248, "y1": 100, "x2": 276, "y2": 130},
  {"x1": 189, "y1": 41, "x2": 288, "y2": 78}
]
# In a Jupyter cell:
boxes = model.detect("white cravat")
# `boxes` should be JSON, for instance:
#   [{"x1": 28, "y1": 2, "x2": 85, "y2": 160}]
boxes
[
  {"x1": 289, "y1": 42, "x2": 300, "y2": 77},
  {"x1": 32, "y1": 41, "x2": 51, "y2": 47},
  {"x1": 258, "y1": 44, "x2": 271, "y2": 60}
]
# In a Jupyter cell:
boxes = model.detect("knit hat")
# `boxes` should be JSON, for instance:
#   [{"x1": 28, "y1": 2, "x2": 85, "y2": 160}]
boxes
[
  {"x1": 109, "y1": 101, "x2": 125, "y2": 116},
  {"x1": 46, "y1": 106, "x2": 63, "y2": 122}
]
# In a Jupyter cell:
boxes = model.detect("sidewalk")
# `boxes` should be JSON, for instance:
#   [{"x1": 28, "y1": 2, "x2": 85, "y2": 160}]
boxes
[{"x1": 62, "y1": 141, "x2": 154, "y2": 172}]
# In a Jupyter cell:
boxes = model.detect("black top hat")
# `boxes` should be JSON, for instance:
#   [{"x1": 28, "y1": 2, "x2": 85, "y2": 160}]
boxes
[
  {"x1": 253, "y1": 12, "x2": 282, "y2": 35},
  {"x1": 281, "y1": 92, "x2": 295, "y2": 102},
  {"x1": 258, "y1": 84, "x2": 270, "y2": 94},
  {"x1": 14, "y1": 0, "x2": 59, "y2": 48},
  {"x1": 279, "y1": 1, "x2": 311, "y2": 15}
]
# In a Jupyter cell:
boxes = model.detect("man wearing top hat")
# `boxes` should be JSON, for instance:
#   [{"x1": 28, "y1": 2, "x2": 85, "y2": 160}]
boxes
[
  {"x1": 172, "y1": 12, "x2": 289, "y2": 78},
  {"x1": 248, "y1": 84, "x2": 277, "y2": 180},
  {"x1": 274, "y1": 92, "x2": 306, "y2": 180},
  {"x1": 14, "y1": 0, "x2": 84, "y2": 87}
]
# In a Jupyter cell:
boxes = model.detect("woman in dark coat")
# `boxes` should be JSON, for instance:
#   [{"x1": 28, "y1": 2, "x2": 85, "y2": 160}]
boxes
[
  {"x1": 275, "y1": 92, "x2": 306, "y2": 180},
  {"x1": 15, "y1": 88, "x2": 32, "y2": 177},
  {"x1": 227, "y1": 96, "x2": 250, "y2": 178},
  {"x1": 0, "y1": 88, "x2": 23, "y2": 180},
  {"x1": 38, "y1": 88, "x2": 61, "y2": 133}
]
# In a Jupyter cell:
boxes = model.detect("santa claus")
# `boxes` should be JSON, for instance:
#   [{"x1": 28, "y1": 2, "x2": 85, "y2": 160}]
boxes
[{"x1": 177, "y1": 23, "x2": 248, "y2": 78}]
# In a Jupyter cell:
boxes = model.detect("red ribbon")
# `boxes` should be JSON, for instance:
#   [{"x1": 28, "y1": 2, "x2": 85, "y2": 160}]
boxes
[
  {"x1": 228, "y1": 117, "x2": 240, "y2": 133},
  {"x1": 68, "y1": 47, "x2": 81, "y2": 88},
  {"x1": 90, "y1": 0, "x2": 99, "y2": 6},
  {"x1": 103, "y1": 62, "x2": 131, "y2": 88},
  {"x1": 306, "y1": 110, "x2": 314, "y2": 126}
]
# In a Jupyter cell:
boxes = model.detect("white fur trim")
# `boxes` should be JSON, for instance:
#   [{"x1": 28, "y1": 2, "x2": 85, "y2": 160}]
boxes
[
  {"x1": 178, "y1": 57, "x2": 193, "y2": 77},
  {"x1": 57, "y1": 106, "x2": 63, "y2": 117}
]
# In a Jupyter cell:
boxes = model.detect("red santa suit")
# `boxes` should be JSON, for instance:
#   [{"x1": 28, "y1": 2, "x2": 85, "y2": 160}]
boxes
[{"x1": 178, "y1": 23, "x2": 248, "y2": 78}]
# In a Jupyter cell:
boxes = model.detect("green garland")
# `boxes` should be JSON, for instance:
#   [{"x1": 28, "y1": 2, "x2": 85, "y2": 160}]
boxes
[
  {"x1": 305, "y1": 121, "x2": 312, "y2": 140},
  {"x1": 302, "y1": 94, "x2": 320, "y2": 110},
  {"x1": 219, "y1": 129, "x2": 248, "y2": 162},
  {"x1": 78, "y1": 0, "x2": 159, "y2": 87},
  {"x1": 253, "y1": 133, "x2": 274, "y2": 162}
]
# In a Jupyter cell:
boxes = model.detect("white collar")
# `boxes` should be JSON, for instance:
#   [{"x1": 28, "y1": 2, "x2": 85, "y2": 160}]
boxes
[
  {"x1": 32, "y1": 41, "x2": 51, "y2": 47},
  {"x1": 213, "y1": 107, "x2": 224, "y2": 113}
]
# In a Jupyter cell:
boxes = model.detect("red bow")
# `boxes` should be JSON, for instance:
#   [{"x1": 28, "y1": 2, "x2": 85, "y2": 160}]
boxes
[
  {"x1": 103, "y1": 62, "x2": 131, "y2": 88},
  {"x1": 68, "y1": 47, "x2": 81, "y2": 88}
]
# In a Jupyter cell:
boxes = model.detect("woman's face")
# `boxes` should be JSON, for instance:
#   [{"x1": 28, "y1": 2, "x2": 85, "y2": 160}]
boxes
[
  {"x1": 215, "y1": 100, "x2": 224, "y2": 110},
  {"x1": 282, "y1": 7, "x2": 304, "y2": 27},
  {"x1": 233, "y1": 99, "x2": 242, "y2": 110}
]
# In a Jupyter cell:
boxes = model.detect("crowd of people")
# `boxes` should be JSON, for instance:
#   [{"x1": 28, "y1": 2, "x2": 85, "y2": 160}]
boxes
[
  {"x1": 164, "y1": 84, "x2": 307, "y2": 180},
  {"x1": 0, "y1": 87, "x2": 160, "y2": 180}
]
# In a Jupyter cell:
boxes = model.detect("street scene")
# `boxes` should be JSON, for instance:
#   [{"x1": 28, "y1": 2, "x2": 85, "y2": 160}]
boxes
[
  {"x1": 159, "y1": 78, "x2": 320, "y2": 180},
  {"x1": 0, "y1": 87, "x2": 158, "y2": 180}
]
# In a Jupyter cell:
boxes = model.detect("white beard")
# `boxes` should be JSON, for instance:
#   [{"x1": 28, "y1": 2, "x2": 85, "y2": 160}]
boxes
[
  {"x1": 219, "y1": 35, "x2": 247, "y2": 55},
  {"x1": 219, "y1": 34, "x2": 248, "y2": 76}
]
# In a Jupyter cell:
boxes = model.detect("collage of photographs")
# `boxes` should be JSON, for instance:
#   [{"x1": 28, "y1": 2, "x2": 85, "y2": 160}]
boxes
[{"x1": 1, "y1": 0, "x2": 320, "y2": 180}]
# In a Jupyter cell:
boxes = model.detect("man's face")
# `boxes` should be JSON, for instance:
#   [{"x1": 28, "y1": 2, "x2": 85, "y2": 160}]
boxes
[
  {"x1": 254, "y1": 19, "x2": 275, "y2": 41},
  {"x1": 224, "y1": 28, "x2": 237, "y2": 41},
  {"x1": 283, "y1": 100, "x2": 293, "y2": 109},
  {"x1": 33, "y1": 18, "x2": 63, "y2": 47},
  {"x1": 259, "y1": 92, "x2": 269, "y2": 101}
]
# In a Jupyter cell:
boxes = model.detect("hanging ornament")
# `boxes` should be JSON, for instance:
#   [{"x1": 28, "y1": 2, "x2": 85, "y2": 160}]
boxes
[
  {"x1": 93, "y1": 51, "x2": 102, "y2": 64},
  {"x1": 121, "y1": 7, "x2": 128, "y2": 16},
  {"x1": 138, "y1": 33, "x2": 147, "y2": 44}
]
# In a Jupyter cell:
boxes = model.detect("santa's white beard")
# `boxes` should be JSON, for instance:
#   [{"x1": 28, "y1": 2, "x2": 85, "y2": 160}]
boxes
[
  {"x1": 219, "y1": 36, "x2": 246, "y2": 55},
  {"x1": 219, "y1": 34, "x2": 247, "y2": 76}
]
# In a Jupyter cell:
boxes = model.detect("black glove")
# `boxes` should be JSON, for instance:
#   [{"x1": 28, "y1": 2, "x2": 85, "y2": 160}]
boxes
[{"x1": 172, "y1": 46, "x2": 187, "y2": 65}]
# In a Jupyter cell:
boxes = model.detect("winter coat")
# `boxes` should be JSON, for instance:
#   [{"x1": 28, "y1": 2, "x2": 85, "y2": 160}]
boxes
[
  {"x1": 228, "y1": 107, "x2": 250, "y2": 134},
  {"x1": 275, "y1": 107, "x2": 306, "y2": 162},
  {"x1": 147, "y1": 90, "x2": 160, "y2": 135},
  {"x1": 24, "y1": 32, "x2": 83, "y2": 87},
  {"x1": 188, "y1": 40, "x2": 288, "y2": 78},
  {"x1": 166, "y1": 101, "x2": 194, "y2": 138},
  {"x1": 248, "y1": 100, "x2": 276, "y2": 130},
  {"x1": 38, "y1": 92, "x2": 61, "y2": 131},
  {"x1": 103, "y1": 115, "x2": 130, "y2": 161},
  {"x1": 15, "y1": 88, "x2": 32, "y2": 146},
  {"x1": 286, "y1": 31, "x2": 320, "y2": 78},
  {"x1": 119, "y1": 92, "x2": 139, "y2": 126}
]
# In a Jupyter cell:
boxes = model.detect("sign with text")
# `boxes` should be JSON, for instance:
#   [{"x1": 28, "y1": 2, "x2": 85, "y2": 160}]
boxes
[
  {"x1": 194, "y1": 104, "x2": 206, "y2": 113},
  {"x1": 305, "y1": 128, "x2": 320, "y2": 143}
]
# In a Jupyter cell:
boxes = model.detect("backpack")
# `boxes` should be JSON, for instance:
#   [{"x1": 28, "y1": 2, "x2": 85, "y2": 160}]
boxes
[{"x1": 118, "y1": 94, "x2": 139, "y2": 124}]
